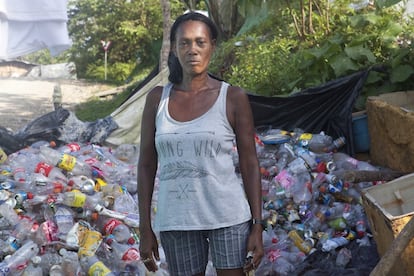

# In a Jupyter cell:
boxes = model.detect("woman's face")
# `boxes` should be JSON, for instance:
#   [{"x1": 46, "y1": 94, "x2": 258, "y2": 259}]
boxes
[{"x1": 173, "y1": 20, "x2": 215, "y2": 77}]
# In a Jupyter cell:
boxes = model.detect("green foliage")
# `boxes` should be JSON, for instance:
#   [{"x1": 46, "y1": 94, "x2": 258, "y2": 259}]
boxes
[
  {"x1": 85, "y1": 62, "x2": 135, "y2": 84},
  {"x1": 210, "y1": 0, "x2": 414, "y2": 110},
  {"x1": 67, "y1": 0, "x2": 186, "y2": 80}
]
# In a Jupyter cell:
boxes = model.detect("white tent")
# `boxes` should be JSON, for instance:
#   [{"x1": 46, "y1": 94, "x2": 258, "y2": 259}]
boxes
[
  {"x1": 104, "y1": 67, "x2": 169, "y2": 146},
  {"x1": 0, "y1": 0, "x2": 71, "y2": 60}
]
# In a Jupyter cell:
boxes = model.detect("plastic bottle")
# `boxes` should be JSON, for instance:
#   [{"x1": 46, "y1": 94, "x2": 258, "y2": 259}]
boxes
[
  {"x1": 105, "y1": 237, "x2": 140, "y2": 261},
  {"x1": 298, "y1": 132, "x2": 333, "y2": 153},
  {"x1": 21, "y1": 256, "x2": 43, "y2": 276},
  {"x1": 332, "y1": 152, "x2": 359, "y2": 170},
  {"x1": 112, "y1": 190, "x2": 139, "y2": 214},
  {"x1": 321, "y1": 231, "x2": 355, "y2": 252},
  {"x1": 55, "y1": 190, "x2": 108, "y2": 210},
  {"x1": 113, "y1": 143, "x2": 139, "y2": 163},
  {"x1": 0, "y1": 240, "x2": 39, "y2": 275},
  {"x1": 94, "y1": 204, "x2": 140, "y2": 228},
  {"x1": 323, "y1": 136, "x2": 346, "y2": 153},
  {"x1": 59, "y1": 248, "x2": 82, "y2": 276},
  {"x1": 0, "y1": 202, "x2": 19, "y2": 224},
  {"x1": 294, "y1": 147, "x2": 318, "y2": 171},
  {"x1": 53, "y1": 205, "x2": 75, "y2": 241},
  {"x1": 304, "y1": 204, "x2": 328, "y2": 232},
  {"x1": 28, "y1": 173, "x2": 65, "y2": 194},
  {"x1": 327, "y1": 217, "x2": 348, "y2": 230},
  {"x1": 34, "y1": 161, "x2": 68, "y2": 184},
  {"x1": 67, "y1": 175, "x2": 96, "y2": 195},
  {"x1": 79, "y1": 254, "x2": 116, "y2": 276},
  {"x1": 275, "y1": 143, "x2": 294, "y2": 173},
  {"x1": 335, "y1": 247, "x2": 352, "y2": 267},
  {"x1": 287, "y1": 230, "x2": 315, "y2": 255},
  {"x1": 32, "y1": 220, "x2": 59, "y2": 246},
  {"x1": 49, "y1": 264, "x2": 64, "y2": 276},
  {"x1": 93, "y1": 215, "x2": 135, "y2": 244},
  {"x1": 38, "y1": 146, "x2": 92, "y2": 176},
  {"x1": 37, "y1": 251, "x2": 63, "y2": 275},
  {"x1": 291, "y1": 173, "x2": 312, "y2": 205},
  {"x1": 58, "y1": 142, "x2": 81, "y2": 154}
]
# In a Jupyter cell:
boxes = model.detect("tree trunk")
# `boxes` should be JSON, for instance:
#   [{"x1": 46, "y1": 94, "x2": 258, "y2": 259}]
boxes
[
  {"x1": 205, "y1": 0, "x2": 243, "y2": 40},
  {"x1": 159, "y1": 0, "x2": 171, "y2": 73}
]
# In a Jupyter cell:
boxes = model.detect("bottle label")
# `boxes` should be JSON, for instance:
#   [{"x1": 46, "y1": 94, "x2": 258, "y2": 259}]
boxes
[
  {"x1": 78, "y1": 230, "x2": 103, "y2": 257},
  {"x1": 103, "y1": 218, "x2": 122, "y2": 235},
  {"x1": 0, "y1": 148, "x2": 7, "y2": 164},
  {"x1": 35, "y1": 162, "x2": 53, "y2": 177},
  {"x1": 122, "y1": 247, "x2": 140, "y2": 261},
  {"x1": 57, "y1": 154, "x2": 77, "y2": 171},
  {"x1": 89, "y1": 261, "x2": 112, "y2": 276},
  {"x1": 66, "y1": 143, "x2": 81, "y2": 152},
  {"x1": 67, "y1": 191, "x2": 87, "y2": 208},
  {"x1": 299, "y1": 133, "x2": 312, "y2": 141}
]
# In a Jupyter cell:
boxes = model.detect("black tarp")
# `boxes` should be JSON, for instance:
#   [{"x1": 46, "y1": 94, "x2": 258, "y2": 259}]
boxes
[{"x1": 248, "y1": 69, "x2": 371, "y2": 156}]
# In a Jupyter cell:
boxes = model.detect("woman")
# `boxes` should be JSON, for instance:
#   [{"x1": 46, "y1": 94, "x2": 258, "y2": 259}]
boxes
[{"x1": 138, "y1": 11, "x2": 263, "y2": 276}]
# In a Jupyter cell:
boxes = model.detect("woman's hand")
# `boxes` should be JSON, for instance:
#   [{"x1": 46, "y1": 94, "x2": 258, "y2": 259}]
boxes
[
  {"x1": 243, "y1": 224, "x2": 264, "y2": 273},
  {"x1": 139, "y1": 228, "x2": 160, "y2": 272}
]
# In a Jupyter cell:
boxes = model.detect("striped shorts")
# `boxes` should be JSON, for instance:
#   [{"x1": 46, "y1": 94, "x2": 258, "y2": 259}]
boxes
[{"x1": 159, "y1": 221, "x2": 250, "y2": 276}]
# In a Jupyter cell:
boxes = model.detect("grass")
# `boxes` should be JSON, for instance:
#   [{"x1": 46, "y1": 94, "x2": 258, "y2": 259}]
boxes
[{"x1": 74, "y1": 83, "x2": 136, "y2": 122}]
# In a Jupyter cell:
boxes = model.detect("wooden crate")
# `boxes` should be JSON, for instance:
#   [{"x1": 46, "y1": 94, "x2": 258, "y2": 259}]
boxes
[
  {"x1": 361, "y1": 173, "x2": 414, "y2": 276},
  {"x1": 366, "y1": 91, "x2": 414, "y2": 173}
]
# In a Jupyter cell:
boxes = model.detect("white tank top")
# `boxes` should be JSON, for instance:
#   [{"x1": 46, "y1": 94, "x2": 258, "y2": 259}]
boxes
[{"x1": 153, "y1": 82, "x2": 252, "y2": 231}]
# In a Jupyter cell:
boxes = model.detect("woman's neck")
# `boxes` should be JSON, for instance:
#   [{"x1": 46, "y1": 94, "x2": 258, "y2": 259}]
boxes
[{"x1": 178, "y1": 73, "x2": 214, "y2": 93}]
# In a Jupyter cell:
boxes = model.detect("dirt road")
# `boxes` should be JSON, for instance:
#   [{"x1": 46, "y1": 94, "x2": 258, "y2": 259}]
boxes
[{"x1": 0, "y1": 78, "x2": 110, "y2": 132}]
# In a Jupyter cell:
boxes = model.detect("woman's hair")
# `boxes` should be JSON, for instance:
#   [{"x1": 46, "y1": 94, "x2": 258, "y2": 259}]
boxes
[{"x1": 168, "y1": 12, "x2": 218, "y2": 84}]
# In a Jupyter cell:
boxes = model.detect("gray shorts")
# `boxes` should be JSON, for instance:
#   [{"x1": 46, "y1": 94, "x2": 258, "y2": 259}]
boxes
[{"x1": 159, "y1": 221, "x2": 250, "y2": 276}]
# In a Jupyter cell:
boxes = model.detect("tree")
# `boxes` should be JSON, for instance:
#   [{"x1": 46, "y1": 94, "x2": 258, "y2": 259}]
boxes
[
  {"x1": 67, "y1": 0, "x2": 185, "y2": 81},
  {"x1": 159, "y1": 0, "x2": 171, "y2": 72}
]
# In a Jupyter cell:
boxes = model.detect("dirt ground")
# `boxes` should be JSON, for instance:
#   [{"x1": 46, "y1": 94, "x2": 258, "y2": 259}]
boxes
[{"x1": 0, "y1": 78, "x2": 111, "y2": 133}]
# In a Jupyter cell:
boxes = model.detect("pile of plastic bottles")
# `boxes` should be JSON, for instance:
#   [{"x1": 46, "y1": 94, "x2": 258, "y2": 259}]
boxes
[
  {"x1": 0, "y1": 127, "x2": 381, "y2": 275},
  {"x1": 0, "y1": 141, "x2": 170, "y2": 275},
  {"x1": 249, "y1": 128, "x2": 380, "y2": 275}
]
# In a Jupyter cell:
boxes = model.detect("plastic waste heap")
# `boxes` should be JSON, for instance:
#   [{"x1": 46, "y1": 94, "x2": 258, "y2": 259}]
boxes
[{"x1": 0, "y1": 127, "x2": 381, "y2": 275}]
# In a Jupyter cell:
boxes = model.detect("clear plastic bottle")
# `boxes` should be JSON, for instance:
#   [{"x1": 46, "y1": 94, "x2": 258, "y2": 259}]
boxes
[
  {"x1": 295, "y1": 147, "x2": 318, "y2": 171},
  {"x1": 67, "y1": 175, "x2": 96, "y2": 195},
  {"x1": 0, "y1": 240, "x2": 39, "y2": 275},
  {"x1": 335, "y1": 247, "x2": 352, "y2": 267},
  {"x1": 332, "y1": 152, "x2": 359, "y2": 170},
  {"x1": 39, "y1": 146, "x2": 92, "y2": 177},
  {"x1": 275, "y1": 143, "x2": 294, "y2": 173},
  {"x1": 291, "y1": 173, "x2": 312, "y2": 205},
  {"x1": 321, "y1": 236, "x2": 350, "y2": 252},
  {"x1": 323, "y1": 136, "x2": 346, "y2": 153},
  {"x1": 59, "y1": 248, "x2": 82, "y2": 276},
  {"x1": 53, "y1": 205, "x2": 75, "y2": 241},
  {"x1": 55, "y1": 190, "x2": 107, "y2": 210},
  {"x1": 49, "y1": 264, "x2": 65, "y2": 276},
  {"x1": 298, "y1": 132, "x2": 333, "y2": 153},
  {"x1": 28, "y1": 173, "x2": 65, "y2": 194},
  {"x1": 79, "y1": 254, "x2": 116, "y2": 276},
  {"x1": 105, "y1": 237, "x2": 140, "y2": 261},
  {"x1": 58, "y1": 142, "x2": 81, "y2": 154},
  {"x1": 21, "y1": 256, "x2": 43, "y2": 276},
  {"x1": 34, "y1": 161, "x2": 68, "y2": 184},
  {"x1": 94, "y1": 204, "x2": 139, "y2": 228},
  {"x1": 93, "y1": 215, "x2": 134, "y2": 244}
]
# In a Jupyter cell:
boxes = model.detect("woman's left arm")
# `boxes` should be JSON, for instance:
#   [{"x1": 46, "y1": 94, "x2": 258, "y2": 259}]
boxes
[{"x1": 227, "y1": 86, "x2": 264, "y2": 270}]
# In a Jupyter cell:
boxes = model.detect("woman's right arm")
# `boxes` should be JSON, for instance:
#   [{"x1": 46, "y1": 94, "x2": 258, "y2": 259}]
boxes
[{"x1": 137, "y1": 86, "x2": 163, "y2": 271}]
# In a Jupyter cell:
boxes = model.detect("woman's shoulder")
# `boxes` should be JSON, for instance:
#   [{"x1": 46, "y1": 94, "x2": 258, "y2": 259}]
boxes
[{"x1": 226, "y1": 83, "x2": 249, "y2": 101}]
